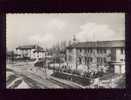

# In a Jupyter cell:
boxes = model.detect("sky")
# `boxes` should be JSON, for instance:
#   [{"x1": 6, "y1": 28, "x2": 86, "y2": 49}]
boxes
[{"x1": 6, "y1": 13, "x2": 125, "y2": 50}]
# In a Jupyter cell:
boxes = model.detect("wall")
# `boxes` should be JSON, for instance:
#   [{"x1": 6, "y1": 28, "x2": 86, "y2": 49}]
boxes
[
  {"x1": 112, "y1": 47, "x2": 125, "y2": 74},
  {"x1": 66, "y1": 46, "x2": 125, "y2": 73},
  {"x1": 75, "y1": 48, "x2": 111, "y2": 66}
]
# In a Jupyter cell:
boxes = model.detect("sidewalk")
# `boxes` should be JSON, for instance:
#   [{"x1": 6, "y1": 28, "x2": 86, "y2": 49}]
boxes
[
  {"x1": 28, "y1": 67, "x2": 86, "y2": 88},
  {"x1": 7, "y1": 65, "x2": 63, "y2": 89},
  {"x1": 27, "y1": 67, "x2": 63, "y2": 88}
]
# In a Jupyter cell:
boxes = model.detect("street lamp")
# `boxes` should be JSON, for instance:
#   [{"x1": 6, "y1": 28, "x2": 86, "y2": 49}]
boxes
[{"x1": 44, "y1": 57, "x2": 48, "y2": 79}]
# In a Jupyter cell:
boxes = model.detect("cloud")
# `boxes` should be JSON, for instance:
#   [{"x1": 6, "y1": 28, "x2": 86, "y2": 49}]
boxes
[
  {"x1": 6, "y1": 14, "x2": 125, "y2": 50},
  {"x1": 27, "y1": 19, "x2": 67, "y2": 48},
  {"x1": 46, "y1": 19, "x2": 66, "y2": 31},
  {"x1": 76, "y1": 22, "x2": 124, "y2": 42}
]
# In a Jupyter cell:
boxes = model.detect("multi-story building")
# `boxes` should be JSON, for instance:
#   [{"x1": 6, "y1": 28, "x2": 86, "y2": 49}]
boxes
[
  {"x1": 15, "y1": 45, "x2": 47, "y2": 60},
  {"x1": 66, "y1": 40, "x2": 125, "y2": 74}
]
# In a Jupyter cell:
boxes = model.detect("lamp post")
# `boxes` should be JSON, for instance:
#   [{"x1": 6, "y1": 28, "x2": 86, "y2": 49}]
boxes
[{"x1": 44, "y1": 57, "x2": 48, "y2": 79}]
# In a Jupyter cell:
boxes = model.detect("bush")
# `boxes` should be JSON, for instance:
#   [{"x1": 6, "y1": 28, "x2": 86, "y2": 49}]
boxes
[
  {"x1": 51, "y1": 72, "x2": 91, "y2": 86},
  {"x1": 82, "y1": 72, "x2": 91, "y2": 78},
  {"x1": 72, "y1": 70, "x2": 81, "y2": 76},
  {"x1": 94, "y1": 71, "x2": 104, "y2": 78},
  {"x1": 66, "y1": 69, "x2": 72, "y2": 73}
]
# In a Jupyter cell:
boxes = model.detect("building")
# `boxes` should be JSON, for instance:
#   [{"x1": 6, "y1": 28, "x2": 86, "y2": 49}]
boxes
[
  {"x1": 66, "y1": 40, "x2": 125, "y2": 74},
  {"x1": 15, "y1": 45, "x2": 47, "y2": 60},
  {"x1": 6, "y1": 51, "x2": 18, "y2": 63}
]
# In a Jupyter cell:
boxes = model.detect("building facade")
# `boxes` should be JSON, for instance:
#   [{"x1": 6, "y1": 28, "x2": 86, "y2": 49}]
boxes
[
  {"x1": 66, "y1": 40, "x2": 125, "y2": 74},
  {"x1": 15, "y1": 45, "x2": 47, "y2": 60}
]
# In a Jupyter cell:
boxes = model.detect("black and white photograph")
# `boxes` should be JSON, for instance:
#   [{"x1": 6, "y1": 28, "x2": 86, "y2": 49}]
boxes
[{"x1": 6, "y1": 13, "x2": 125, "y2": 89}]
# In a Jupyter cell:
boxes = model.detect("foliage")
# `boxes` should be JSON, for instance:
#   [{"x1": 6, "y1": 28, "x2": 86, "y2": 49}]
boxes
[{"x1": 51, "y1": 72, "x2": 91, "y2": 86}]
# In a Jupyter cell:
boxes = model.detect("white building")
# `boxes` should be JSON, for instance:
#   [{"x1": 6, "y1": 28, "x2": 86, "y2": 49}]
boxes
[
  {"x1": 66, "y1": 40, "x2": 125, "y2": 74},
  {"x1": 15, "y1": 45, "x2": 47, "y2": 60}
]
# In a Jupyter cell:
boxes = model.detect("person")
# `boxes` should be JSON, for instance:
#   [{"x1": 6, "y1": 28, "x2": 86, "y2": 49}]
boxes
[{"x1": 93, "y1": 78, "x2": 100, "y2": 88}]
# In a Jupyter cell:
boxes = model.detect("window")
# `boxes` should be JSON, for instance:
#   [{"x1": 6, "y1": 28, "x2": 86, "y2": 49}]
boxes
[
  {"x1": 104, "y1": 57, "x2": 106, "y2": 63},
  {"x1": 68, "y1": 55, "x2": 72, "y2": 62},
  {"x1": 97, "y1": 57, "x2": 105, "y2": 65},
  {"x1": 85, "y1": 57, "x2": 87, "y2": 65},
  {"x1": 97, "y1": 48, "x2": 99, "y2": 54},
  {"x1": 97, "y1": 57, "x2": 99, "y2": 63},
  {"x1": 79, "y1": 57, "x2": 82, "y2": 64},
  {"x1": 68, "y1": 49, "x2": 72, "y2": 53},
  {"x1": 120, "y1": 48, "x2": 122, "y2": 54},
  {"x1": 97, "y1": 48, "x2": 103, "y2": 54},
  {"x1": 104, "y1": 49, "x2": 106, "y2": 53},
  {"x1": 97, "y1": 48, "x2": 100, "y2": 54},
  {"x1": 87, "y1": 49, "x2": 89, "y2": 53},
  {"x1": 97, "y1": 57, "x2": 103, "y2": 64},
  {"x1": 100, "y1": 58, "x2": 102, "y2": 65},
  {"x1": 88, "y1": 57, "x2": 92, "y2": 62},
  {"x1": 120, "y1": 59, "x2": 123, "y2": 61},
  {"x1": 121, "y1": 48, "x2": 124, "y2": 54},
  {"x1": 80, "y1": 49, "x2": 82, "y2": 52},
  {"x1": 83, "y1": 49, "x2": 86, "y2": 54},
  {"x1": 101, "y1": 49, "x2": 103, "y2": 54},
  {"x1": 89, "y1": 49, "x2": 92, "y2": 53},
  {"x1": 91, "y1": 57, "x2": 93, "y2": 62},
  {"x1": 86, "y1": 49, "x2": 88, "y2": 54},
  {"x1": 97, "y1": 57, "x2": 100, "y2": 63}
]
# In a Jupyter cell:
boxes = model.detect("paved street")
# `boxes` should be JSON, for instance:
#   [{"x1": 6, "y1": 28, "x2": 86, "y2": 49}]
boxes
[
  {"x1": 6, "y1": 62, "x2": 125, "y2": 89},
  {"x1": 6, "y1": 63, "x2": 78, "y2": 89}
]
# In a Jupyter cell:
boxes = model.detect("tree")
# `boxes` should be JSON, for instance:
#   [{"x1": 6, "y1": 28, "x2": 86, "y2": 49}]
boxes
[
  {"x1": 11, "y1": 51, "x2": 15, "y2": 64},
  {"x1": 7, "y1": 51, "x2": 16, "y2": 64}
]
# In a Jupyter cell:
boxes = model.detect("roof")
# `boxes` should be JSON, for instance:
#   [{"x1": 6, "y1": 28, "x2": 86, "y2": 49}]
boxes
[
  {"x1": 33, "y1": 50, "x2": 46, "y2": 53},
  {"x1": 7, "y1": 51, "x2": 19, "y2": 56},
  {"x1": 16, "y1": 45, "x2": 43, "y2": 50},
  {"x1": 67, "y1": 40, "x2": 125, "y2": 49}
]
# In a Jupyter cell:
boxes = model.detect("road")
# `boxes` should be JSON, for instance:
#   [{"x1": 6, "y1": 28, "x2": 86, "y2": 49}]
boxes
[
  {"x1": 7, "y1": 63, "x2": 77, "y2": 89},
  {"x1": 6, "y1": 63, "x2": 125, "y2": 89}
]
